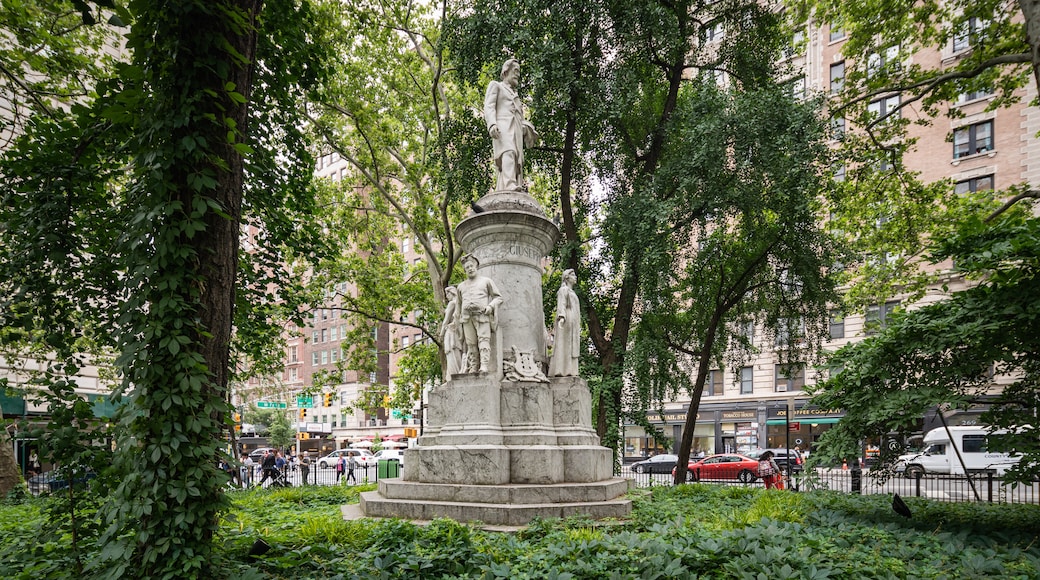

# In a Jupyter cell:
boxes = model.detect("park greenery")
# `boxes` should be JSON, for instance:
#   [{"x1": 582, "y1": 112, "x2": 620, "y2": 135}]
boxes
[
  {"x1": 2, "y1": 0, "x2": 1040, "y2": 575},
  {"x1": 2, "y1": 483, "x2": 1040, "y2": 578}
]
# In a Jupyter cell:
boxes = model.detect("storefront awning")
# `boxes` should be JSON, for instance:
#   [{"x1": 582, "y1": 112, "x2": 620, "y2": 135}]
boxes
[
  {"x1": 0, "y1": 392, "x2": 26, "y2": 416},
  {"x1": 766, "y1": 417, "x2": 842, "y2": 425}
]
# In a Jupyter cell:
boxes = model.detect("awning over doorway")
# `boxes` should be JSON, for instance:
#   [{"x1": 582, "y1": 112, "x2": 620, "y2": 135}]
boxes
[{"x1": 0, "y1": 392, "x2": 25, "y2": 415}]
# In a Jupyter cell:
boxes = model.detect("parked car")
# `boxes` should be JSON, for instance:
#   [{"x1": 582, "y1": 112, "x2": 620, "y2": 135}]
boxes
[
  {"x1": 746, "y1": 448, "x2": 804, "y2": 474},
  {"x1": 248, "y1": 447, "x2": 277, "y2": 461},
  {"x1": 372, "y1": 449, "x2": 405, "y2": 467},
  {"x1": 630, "y1": 454, "x2": 679, "y2": 474},
  {"x1": 318, "y1": 448, "x2": 375, "y2": 469},
  {"x1": 27, "y1": 468, "x2": 96, "y2": 496},
  {"x1": 674, "y1": 453, "x2": 760, "y2": 483}
]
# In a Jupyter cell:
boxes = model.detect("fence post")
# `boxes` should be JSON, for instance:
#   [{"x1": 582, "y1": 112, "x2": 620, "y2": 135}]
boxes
[
  {"x1": 987, "y1": 472, "x2": 994, "y2": 503},
  {"x1": 850, "y1": 462, "x2": 862, "y2": 494},
  {"x1": 914, "y1": 471, "x2": 922, "y2": 497}
]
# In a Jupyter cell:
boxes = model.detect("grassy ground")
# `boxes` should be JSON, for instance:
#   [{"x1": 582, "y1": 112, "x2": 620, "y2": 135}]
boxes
[{"x1": 2, "y1": 482, "x2": 1039, "y2": 578}]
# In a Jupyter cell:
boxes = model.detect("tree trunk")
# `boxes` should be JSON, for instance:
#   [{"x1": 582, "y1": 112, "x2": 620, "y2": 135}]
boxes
[{"x1": 0, "y1": 433, "x2": 20, "y2": 496}]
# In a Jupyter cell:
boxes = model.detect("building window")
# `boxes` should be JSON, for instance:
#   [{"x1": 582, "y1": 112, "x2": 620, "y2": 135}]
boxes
[
  {"x1": 865, "y1": 301, "x2": 900, "y2": 335},
  {"x1": 369, "y1": 371, "x2": 377, "y2": 383},
  {"x1": 702, "y1": 19, "x2": 724, "y2": 43},
  {"x1": 289, "y1": 368, "x2": 298, "y2": 381},
  {"x1": 740, "y1": 367, "x2": 754, "y2": 394},
  {"x1": 787, "y1": 76, "x2": 806, "y2": 99},
  {"x1": 954, "y1": 120, "x2": 993, "y2": 158},
  {"x1": 953, "y1": 16, "x2": 987, "y2": 53},
  {"x1": 867, "y1": 45, "x2": 900, "y2": 76},
  {"x1": 834, "y1": 165, "x2": 846, "y2": 183},
  {"x1": 775, "y1": 318, "x2": 804, "y2": 348},
  {"x1": 830, "y1": 117, "x2": 846, "y2": 140},
  {"x1": 330, "y1": 326, "x2": 338, "y2": 341},
  {"x1": 867, "y1": 95, "x2": 900, "y2": 123},
  {"x1": 957, "y1": 88, "x2": 993, "y2": 104},
  {"x1": 330, "y1": 348, "x2": 338, "y2": 363},
  {"x1": 321, "y1": 350, "x2": 329, "y2": 365},
  {"x1": 321, "y1": 328, "x2": 328, "y2": 343},
  {"x1": 829, "y1": 61, "x2": 845, "y2": 94},
  {"x1": 774, "y1": 364, "x2": 805, "y2": 392},
  {"x1": 955, "y1": 174, "x2": 994, "y2": 195},
  {"x1": 783, "y1": 28, "x2": 805, "y2": 58},
  {"x1": 829, "y1": 24, "x2": 845, "y2": 42},
  {"x1": 311, "y1": 329, "x2": 319, "y2": 343},
  {"x1": 321, "y1": 308, "x2": 329, "y2": 320},
  {"x1": 402, "y1": 236, "x2": 410, "y2": 253},
  {"x1": 707, "y1": 369, "x2": 722, "y2": 397},
  {"x1": 401, "y1": 335, "x2": 410, "y2": 348},
  {"x1": 311, "y1": 352, "x2": 320, "y2": 366},
  {"x1": 829, "y1": 312, "x2": 845, "y2": 340},
  {"x1": 289, "y1": 346, "x2": 298, "y2": 363},
  {"x1": 414, "y1": 333, "x2": 422, "y2": 345}
]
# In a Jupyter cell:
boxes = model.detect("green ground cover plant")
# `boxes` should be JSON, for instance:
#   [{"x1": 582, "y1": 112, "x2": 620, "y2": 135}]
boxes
[{"x1": 1, "y1": 483, "x2": 1038, "y2": 578}]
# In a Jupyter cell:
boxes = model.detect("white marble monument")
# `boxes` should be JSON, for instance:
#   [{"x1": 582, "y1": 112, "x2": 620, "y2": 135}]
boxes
[{"x1": 360, "y1": 59, "x2": 631, "y2": 526}]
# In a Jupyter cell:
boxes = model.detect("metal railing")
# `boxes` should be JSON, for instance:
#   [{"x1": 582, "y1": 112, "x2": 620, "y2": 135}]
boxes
[{"x1": 620, "y1": 466, "x2": 1040, "y2": 504}]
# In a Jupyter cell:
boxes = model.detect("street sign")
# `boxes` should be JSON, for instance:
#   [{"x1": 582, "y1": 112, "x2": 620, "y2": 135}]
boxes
[
  {"x1": 297, "y1": 395, "x2": 314, "y2": 408},
  {"x1": 256, "y1": 401, "x2": 287, "y2": 409}
]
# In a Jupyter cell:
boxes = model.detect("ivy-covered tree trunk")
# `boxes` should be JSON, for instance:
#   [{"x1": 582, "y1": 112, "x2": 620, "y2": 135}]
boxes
[{"x1": 98, "y1": 1, "x2": 261, "y2": 577}]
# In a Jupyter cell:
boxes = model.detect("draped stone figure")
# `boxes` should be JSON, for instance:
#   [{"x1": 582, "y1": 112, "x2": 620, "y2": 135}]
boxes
[
  {"x1": 548, "y1": 269, "x2": 580, "y2": 377},
  {"x1": 440, "y1": 286, "x2": 464, "y2": 381},
  {"x1": 483, "y1": 58, "x2": 538, "y2": 191}
]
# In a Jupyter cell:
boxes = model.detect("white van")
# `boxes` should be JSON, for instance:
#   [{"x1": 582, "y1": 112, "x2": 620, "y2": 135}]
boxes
[{"x1": 895, "y1": 426, "x2": 1022, "y2": 477}]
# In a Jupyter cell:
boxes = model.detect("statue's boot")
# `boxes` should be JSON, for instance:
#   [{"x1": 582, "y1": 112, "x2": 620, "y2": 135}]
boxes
[{"x1": 478, "y1": 347, "x2": 491, "y2": 373}]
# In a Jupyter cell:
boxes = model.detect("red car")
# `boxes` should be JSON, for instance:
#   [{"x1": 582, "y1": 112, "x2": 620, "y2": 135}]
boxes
[{"x1": 672, "y1": 453, "x2": 760, "y2": 483}]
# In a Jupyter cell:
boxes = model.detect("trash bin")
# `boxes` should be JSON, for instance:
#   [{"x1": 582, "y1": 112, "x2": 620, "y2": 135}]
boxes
[{"x1": 377, "y1": 459, "x2": 400, "y2": 479}]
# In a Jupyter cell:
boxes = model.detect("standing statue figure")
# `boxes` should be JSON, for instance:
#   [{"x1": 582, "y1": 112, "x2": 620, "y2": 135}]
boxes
[
  {"x1": 548, "y1": 269, "x2": 580, "y2": 377},
  {"x1": 484, "y1": 58, "x2": 538, "y2": 192},
  {"x1": 440, "y1": 286, "x2": 464, "y2": 380},
  {"x1": 456, "y1": 254, "x2": 503, "y2": 373}
]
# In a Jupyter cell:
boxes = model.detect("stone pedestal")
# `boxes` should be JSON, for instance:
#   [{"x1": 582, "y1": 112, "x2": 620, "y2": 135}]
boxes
[{"x1": 360, "y1": 190, "x2": 631, "y2": 525}]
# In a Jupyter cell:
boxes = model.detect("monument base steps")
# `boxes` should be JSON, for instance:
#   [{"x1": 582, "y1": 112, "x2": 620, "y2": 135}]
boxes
[{"x1": 359, "y1": 478, "x2": 633, "y2": 526}]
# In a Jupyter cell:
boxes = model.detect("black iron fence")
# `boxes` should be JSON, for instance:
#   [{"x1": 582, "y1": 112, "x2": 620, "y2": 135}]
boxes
[
  {"x1": 233, "y1": 461, "x2": 399, "y2": 489},
  {"x1": 621, "y1": 466, "x2": 1040, "y2": 505}
]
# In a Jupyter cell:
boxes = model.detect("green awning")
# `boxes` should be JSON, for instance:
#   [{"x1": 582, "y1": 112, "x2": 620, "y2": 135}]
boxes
[
  {"x1": 766, "y1": 417, "x2": 842, "y2": 425},
  {"x1": 0, "y1": 393, "x2": 26, "y2": 415}
]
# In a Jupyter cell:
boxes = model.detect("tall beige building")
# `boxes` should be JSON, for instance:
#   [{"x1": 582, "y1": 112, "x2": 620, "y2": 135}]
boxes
[{"x1": 623, "y1": 16, "x2": 1037, "y2": 460}]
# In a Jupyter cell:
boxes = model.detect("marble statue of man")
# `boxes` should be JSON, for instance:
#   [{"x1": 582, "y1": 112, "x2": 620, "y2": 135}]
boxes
[
  {"x1": 439, "y1": 286, "x2": 464, "y2": 380},
  {"x1": 548, "y1": 269, "x2": 580, "y2": 377},
  {"x1": 456, "y1": 255, "x2": 503, "y2": 373},
  {"x1": 483, "y1": 58, "x2": 538, "y2": 191}
]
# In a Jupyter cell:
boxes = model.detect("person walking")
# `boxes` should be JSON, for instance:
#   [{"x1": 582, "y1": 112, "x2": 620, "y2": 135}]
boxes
[
  {"x1": 758, "y1": 450, "x2": 783, "y2": 490},
  {"x1": 256, "y1": 449, "x2": 278, "y2": 487},
  {"x1": 299, "y1": 452, "x2": 311, "y2": 486},
  {"x1": 345, "y1": 453, "x2": 358, "y2": 485},
  {"x1": 27, "y1": 451, "x2": 41, "y2": 477},
  {"x1": 240, "y1": 454, "x2": 254, "y2": 489}
]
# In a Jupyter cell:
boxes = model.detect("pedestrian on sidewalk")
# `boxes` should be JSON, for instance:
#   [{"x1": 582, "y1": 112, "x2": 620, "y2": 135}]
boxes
[{"x1": 300, "y1": 452, "x2": 311, "y2": 485}]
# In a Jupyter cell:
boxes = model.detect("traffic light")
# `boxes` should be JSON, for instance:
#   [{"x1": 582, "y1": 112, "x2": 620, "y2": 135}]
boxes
[
  {"x1": 297, "y1": 432, "x2": 310, "y2": 440},
  {"x1": 403, "y1": 428, "x2": 418, "y2": 438},
  {"x1": 299, "y1": 408, "x2": 307, "y2": 419},
  {"x1": 233, "y1": 412, "x2": 242, "y2": 432},
  {"x1": 324, "y1": 393, "x2": 334, "y2": 407}
]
